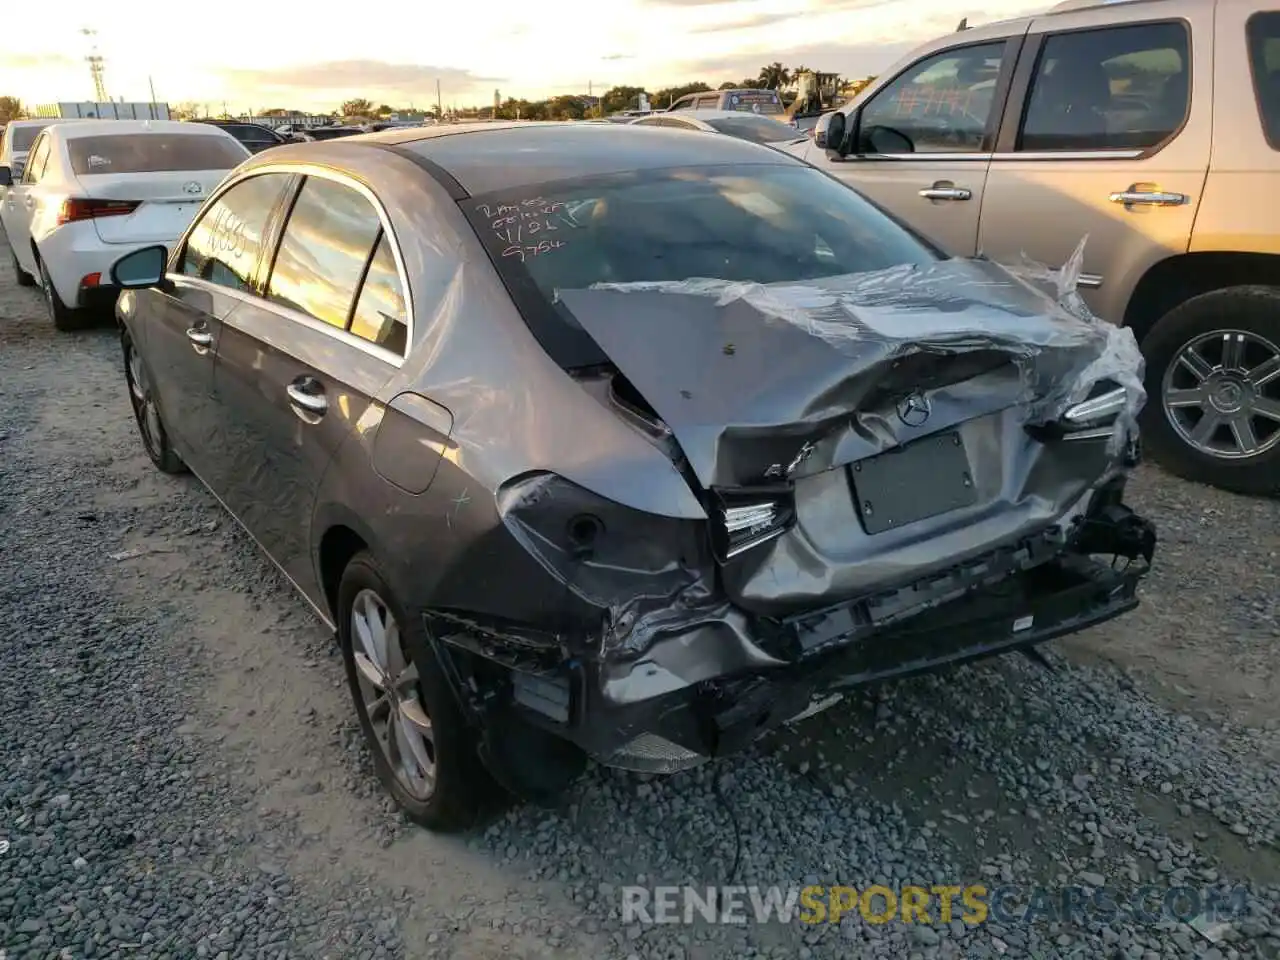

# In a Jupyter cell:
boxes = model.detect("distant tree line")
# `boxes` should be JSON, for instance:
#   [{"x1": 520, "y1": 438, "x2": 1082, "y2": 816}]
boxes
[{"x1": 0, "y1": 63, "x2": 881, "y2": 128}]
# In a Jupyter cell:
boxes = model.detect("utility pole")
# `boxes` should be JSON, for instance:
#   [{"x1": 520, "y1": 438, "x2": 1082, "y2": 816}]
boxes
[
  {"x1": 436, "y1": 79, "x2": 442, "y2": 118},
  {"x1": 81, "y1": 28, "x2": 108, "y2": 102}
]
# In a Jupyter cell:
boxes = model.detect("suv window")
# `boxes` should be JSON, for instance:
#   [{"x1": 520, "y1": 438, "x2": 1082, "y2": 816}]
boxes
[
  {"x1": 348, "y1": 234, "x2": 408, "y2": 354},
  {"x1": 265, "y1": 176, "x2": 383, "y2": 330},
  {"x1": 857, "y1": 41, "x2": 1007, "y2": 153},
  {"x1": 1020, "y1": 21, "x2": 1190, "y2": 152},
  {"x1": 180, "y1": 173, "x2": 293, "y2": 291},
  {"x1": 21, "y1": 135, "x2": 51, "y2": 184},
  {"x1": 670, "y1": 97, "x2": 694, "y2": 111},
  {"x1": 1247, "y1": 11, "x2": 1280, "y2": 149}
]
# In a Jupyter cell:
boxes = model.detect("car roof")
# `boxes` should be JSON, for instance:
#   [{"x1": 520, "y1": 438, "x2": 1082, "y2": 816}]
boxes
[
  {"x1": 348, "y1": 121, "x2": 798, "y2": 195},
  {"x1": 52, "y1": 119, "x2": 238, "y2": 140}
]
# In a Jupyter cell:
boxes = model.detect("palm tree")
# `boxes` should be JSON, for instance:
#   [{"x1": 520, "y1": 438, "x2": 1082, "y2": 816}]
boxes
[{"x1": 757, "y1": 62, "x2": 791, "y2": 90}]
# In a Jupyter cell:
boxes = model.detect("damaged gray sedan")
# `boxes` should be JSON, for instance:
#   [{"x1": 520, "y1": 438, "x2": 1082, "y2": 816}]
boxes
[{"x1": 107, "y1": 122, "x2": 1157, "y2": 830}]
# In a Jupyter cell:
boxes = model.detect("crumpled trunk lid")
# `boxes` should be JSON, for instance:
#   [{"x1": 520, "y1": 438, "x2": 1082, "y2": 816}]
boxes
[{"x1": 557, "y1": 255, "x2": 1146, "y2": 616}]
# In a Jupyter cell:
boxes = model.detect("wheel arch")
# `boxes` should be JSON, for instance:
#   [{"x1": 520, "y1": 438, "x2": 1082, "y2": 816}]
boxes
[
  {"x1": 1124, "y1": 251, "x2": 1280, "y2": 343},
  {"x1": 314, "y1": 506, "x2": 380, "y2": 623}
]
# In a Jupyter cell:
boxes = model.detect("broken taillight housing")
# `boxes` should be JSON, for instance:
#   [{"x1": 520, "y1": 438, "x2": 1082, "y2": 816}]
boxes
[
  {"x1": 710, "y1": 486, "x2": 795, "y2": 561},
  {"x1": 1063, "y1": 384, "x2": 1128, "y2": 427}
]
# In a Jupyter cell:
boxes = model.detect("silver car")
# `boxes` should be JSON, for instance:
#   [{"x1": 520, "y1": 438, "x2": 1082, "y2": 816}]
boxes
[{"x1": 107, "y1": 123, "x2": 1156, "y2": 830}]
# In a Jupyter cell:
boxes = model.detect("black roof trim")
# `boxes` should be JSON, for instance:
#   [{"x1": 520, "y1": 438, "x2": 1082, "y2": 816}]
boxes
[{"x1": 365, "y1": 142, "x2": 470, "y2": 200}]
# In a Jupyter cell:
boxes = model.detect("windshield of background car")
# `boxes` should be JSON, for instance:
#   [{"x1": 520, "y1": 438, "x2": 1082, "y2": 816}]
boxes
[
  {"x1": 462, "y1": 163, "x2": 939, "y2": 368},
  {"x1": 13, "y1": 123, "x2": 52, "y2": 152},
  {"x1": 68, "y1": 134, "x2": 250, "y2": 175},
  {"x1": 705, "y1": 115, "x2": 801, "y2": 144}
]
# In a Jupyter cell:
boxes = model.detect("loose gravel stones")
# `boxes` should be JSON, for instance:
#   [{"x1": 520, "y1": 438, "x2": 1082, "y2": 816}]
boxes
[{"x1": 1, "y1": 246, "x2": 1277, "y2": 959}]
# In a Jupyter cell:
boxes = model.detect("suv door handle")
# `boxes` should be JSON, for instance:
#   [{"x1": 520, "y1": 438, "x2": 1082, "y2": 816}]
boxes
[
  {"x1": 1109, "y1": 189, "x2": 1187, "y2": 207},
  {"x1": 919, "y1": 184, "x2": 972, "y2": 201},
  {"x1": 186, "y1": 326, "x2": 213, "y2": 351},
  {"x1": 286, "y1": 378, "x2": 328, "y2": 416}
]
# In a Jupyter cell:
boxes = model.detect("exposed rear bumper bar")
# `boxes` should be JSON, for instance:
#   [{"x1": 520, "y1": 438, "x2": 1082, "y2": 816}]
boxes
[{"x1": 432, "y1": 497, "x2": 1155, "y2": 775}]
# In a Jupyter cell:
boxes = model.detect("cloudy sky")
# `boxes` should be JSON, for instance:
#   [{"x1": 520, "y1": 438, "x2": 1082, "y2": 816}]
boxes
[{"x1": 2, "y1": 0, "x2": 1046, "y2": 113}]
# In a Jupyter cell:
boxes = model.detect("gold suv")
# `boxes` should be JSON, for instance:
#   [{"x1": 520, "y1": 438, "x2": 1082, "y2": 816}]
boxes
[{"x1": 799, "y1": 0, "x2": 1280, "y2": 496}]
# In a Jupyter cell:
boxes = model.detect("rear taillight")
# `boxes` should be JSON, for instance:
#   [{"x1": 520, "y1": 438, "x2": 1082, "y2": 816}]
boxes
[
  {"x1": 56, "y1": 198, "x2": 140, "y2": 226},
  {"x1": 710, "y1": 487, "x2": 796, "y2": 561}
]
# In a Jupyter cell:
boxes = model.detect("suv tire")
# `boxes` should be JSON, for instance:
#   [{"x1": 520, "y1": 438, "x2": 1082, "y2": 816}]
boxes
[{"x1": 1140, "y1": 286, "x2": 1280, "y2": 497}]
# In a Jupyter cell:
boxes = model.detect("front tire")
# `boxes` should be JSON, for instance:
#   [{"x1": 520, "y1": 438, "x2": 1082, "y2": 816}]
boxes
[
  {"x1": 338, "y1": 551, "x2": 500, "y2": 831},
  {"x1": 38, "y1": 256, "x2": 85, "y2": 331},
  {"x1": 9, "y1": 243, "x2": 35, "y2": 287},
  {"x1": 1139, "y1": 286, "x2": 1280, "y2": 497},
  {"x1": 122, "y1": 331, "x2": 186, "y2": 474}
]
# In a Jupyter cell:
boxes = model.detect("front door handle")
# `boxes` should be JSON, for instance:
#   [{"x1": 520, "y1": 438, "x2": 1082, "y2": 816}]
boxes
[
  {"x1": 919, "y1": 183, "x2": 972, "y2": 201},
  {"x1": 186, "y1": 326, "x2": 213, "y2": 352},
  {"x1": 1108, "y1": 188, "x2": 1187, "y2": 207},
  {"x1": 286, "y1": 379, "x2": 328, "y2": 416}
]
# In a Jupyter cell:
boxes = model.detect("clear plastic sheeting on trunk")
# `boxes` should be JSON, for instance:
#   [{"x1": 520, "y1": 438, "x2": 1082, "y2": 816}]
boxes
[{"x1": 583, "y1": 238, "x2": 1146, "y2": 456}]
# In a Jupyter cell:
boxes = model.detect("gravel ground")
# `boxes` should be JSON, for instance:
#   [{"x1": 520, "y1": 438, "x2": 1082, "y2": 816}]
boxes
[{"x1": 1, "y1": 245, "x2": 1277, "y2": 960}]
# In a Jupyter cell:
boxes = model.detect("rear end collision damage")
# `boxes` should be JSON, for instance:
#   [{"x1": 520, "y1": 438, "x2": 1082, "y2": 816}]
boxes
[{"x1": 428, "y1": 245, "x2": 1157, "y2": 794}]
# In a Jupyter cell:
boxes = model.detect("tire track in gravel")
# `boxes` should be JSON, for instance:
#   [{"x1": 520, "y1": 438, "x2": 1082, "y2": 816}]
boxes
[{"x1": 3, "y1": 239, "x2": 1278, "y2": 959}]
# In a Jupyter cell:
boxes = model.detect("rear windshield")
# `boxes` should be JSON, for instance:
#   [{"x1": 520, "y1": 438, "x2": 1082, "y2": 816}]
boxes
[
  {"x1": 462, "y1": 163, "x2": 938, "y2": 369},
  {"x1": 221, "y1": 124, "x2": 281, "y2": 143},
  {"x1": 705, "y1": 115, "x2": 800, "y2": 144},
  {"x1": 13, "y1": 123, "x2": 51, "y2": 152},
  {"x1": 722, "y1": 91, "x2": 784, "y2": 115},
  {"x1": 309, "y1": 128, "x2": 356, "y2": 140},
  {"x1": 68, "y1": 134, "x2": 249, "y2": 174}
]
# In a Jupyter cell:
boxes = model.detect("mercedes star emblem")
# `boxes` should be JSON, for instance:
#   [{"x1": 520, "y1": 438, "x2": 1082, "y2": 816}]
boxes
[{"x1": 896, "y1": 391, "x2": 932, "y2": 427}]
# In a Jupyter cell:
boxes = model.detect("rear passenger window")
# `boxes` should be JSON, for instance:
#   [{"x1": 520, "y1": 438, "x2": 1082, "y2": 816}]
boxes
[
  {"x1": 181, "y1": 173, "x2": 291, "y2": 291},
  {"x1": 266, "y1": 176, "x2": 382, "y2": 329},
  {"x1": 1019, "y1": 21, "x2": 1190, "y2": 152},
  {"x1": 349, "y1": 234, "x2": 408, "y2": 354},
  {"x1": 1247, "y1": 12, "x2": 1280, "y2": 149}
]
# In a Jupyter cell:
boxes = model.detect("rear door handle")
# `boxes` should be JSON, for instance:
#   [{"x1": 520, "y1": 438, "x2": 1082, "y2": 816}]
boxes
[
  {"x1": 1108, "y1": 189, "x2": 1187, "y2": 207},
  {"x1": 919, "y1": 185, "x2": 972, "y2": 201},
  {"x1": 286, "y1": 378, "x2": 328, "y2": 417}
]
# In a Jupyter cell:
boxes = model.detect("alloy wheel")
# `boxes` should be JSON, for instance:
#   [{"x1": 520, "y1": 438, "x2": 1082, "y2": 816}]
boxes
[
  {"x1": 1161, "y1": 329, "x2": 1280, "y2": 460},
  {"x1": 350, "y1": 588, "x2": 436, "y2": 800},
  {"x1": 126, "y1": 344, "x2": 163, "y2": 460}
]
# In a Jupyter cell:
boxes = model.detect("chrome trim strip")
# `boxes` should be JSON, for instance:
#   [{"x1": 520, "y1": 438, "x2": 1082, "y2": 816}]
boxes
[
  {"x1": 846, "y1": 149, "x2": 1142, "y2": 162},
  {"x1": 1077, "y1": 273, "x2": 1103, "y2": 289},
  {"x1": 165, "y1": 161, "x2": 415, "y2": 368},
  {"x1": 858, "y1": 152, "x2": 993, "y2": 161},
  {"x1": 990, "y1": 150, "x2": 1143, "y2": 161}
]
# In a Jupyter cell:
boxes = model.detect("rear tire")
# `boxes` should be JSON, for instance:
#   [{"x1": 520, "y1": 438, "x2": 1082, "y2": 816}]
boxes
[
  {"x1": 38, "y1": 256, "x2": 86, "y2": 332},
  {"x1": 338, "y1": 551, "x2": 501, "y2": 831},
  {"x1": 9, "y1": 243, "x2": 35, "y2": 287},
  {"x1": 1139, "y1": 286, "x2": 1280, "y2": 497}
]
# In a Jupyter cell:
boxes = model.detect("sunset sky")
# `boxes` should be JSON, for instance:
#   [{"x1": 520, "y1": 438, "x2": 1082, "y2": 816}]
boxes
[{"x1": 2, "y1": 0, "x2": 1046, "y2": 113}]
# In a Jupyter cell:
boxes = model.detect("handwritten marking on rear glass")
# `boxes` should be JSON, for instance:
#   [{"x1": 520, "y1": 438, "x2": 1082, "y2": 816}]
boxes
[{"x1": 477, "y1": 198, "x2": 572, "y2": 261}]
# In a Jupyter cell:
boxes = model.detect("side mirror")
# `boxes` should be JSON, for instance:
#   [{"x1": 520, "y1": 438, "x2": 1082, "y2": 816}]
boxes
[
  {"x1": 110, "y1": 245, "x2": 169, "y2": 289},
  {"x1": 0, "y1": 166, "x2": 10, "y2": 187},
  {"x1": 813, "y1": 111, "x2": 847, "y2": 156}
]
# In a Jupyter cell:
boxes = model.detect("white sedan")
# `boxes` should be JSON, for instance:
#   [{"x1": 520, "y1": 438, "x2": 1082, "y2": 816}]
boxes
[
  {"x1": 0, "y1": 119, "x2": 250, "y2": 330},
  {"x1": 628, "y1": 110, "x2": 805, "y2": 148}
]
